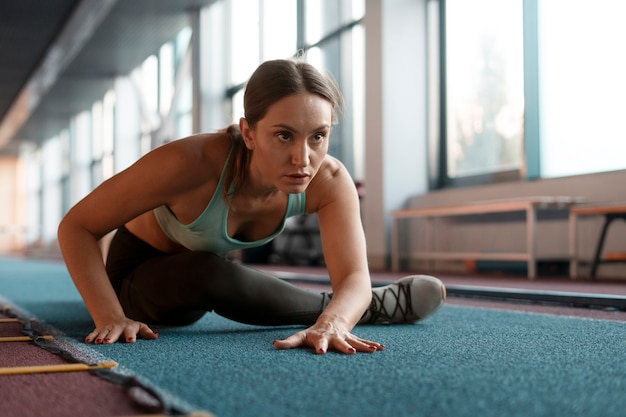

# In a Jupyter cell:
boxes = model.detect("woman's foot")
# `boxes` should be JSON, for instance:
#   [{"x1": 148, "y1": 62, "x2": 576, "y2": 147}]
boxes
[{"x1": 360, "y1": 275, "x2": 446, "y2": 324}]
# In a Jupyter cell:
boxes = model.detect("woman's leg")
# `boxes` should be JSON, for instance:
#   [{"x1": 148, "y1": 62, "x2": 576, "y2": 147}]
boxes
[
  {"x1": 122, "y1": 252, "x2": 446, "y2": 327},
  {"x1": 117, "y1": 250, "x2": 330, "y2": 326},
  {"x1": 106, "y1": 227, "x2": 445, "y2": 327}
]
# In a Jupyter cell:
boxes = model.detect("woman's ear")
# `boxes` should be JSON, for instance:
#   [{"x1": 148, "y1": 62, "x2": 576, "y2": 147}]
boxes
[{"x1": 239, "y1": 117, "x2": 255, "y2": 150}]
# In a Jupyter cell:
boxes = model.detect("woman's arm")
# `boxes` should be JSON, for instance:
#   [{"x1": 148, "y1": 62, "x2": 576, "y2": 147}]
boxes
[
  {"x1": 273, "y1": 159, "x2": 383, "y2": 354},
  {"x1": 58, "y1": 215, "x2": 156, "y2": 344},
  {"x1": 58, "y1": 137, "x2": 215, "y2": 344}
]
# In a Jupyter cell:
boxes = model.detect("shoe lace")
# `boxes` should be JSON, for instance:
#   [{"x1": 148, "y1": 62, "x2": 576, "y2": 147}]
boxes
[{"x1": 368, "y1": 281, "x2": 416, "y2": 323}]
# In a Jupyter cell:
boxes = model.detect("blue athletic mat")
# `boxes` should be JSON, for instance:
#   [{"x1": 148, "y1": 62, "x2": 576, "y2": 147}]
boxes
[{"x1": 2, "y1": 256, "x2": 626, "y2": 417}]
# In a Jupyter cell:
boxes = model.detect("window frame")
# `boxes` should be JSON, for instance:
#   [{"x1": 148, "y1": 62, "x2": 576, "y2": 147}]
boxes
[{"x1": 433, "y1": 0, "x2": 530, "y2": 190}]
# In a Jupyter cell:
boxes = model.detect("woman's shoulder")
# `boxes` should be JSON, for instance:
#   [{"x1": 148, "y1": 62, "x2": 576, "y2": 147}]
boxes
[
  {"x1": 316, "y1": 154, "x2": 350, "y2": 182},
  {"x1": 305, "y1": 155, "x2": 356, "y2": 210},
  {"x1": 174, "y1": 131, "x2": 231, "y2": 157},
  {"x1": 153, "y1": 132, "x2": 232, "y2": 176}
]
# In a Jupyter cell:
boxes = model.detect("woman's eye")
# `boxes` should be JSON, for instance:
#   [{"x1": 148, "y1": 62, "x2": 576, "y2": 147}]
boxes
[
  {"x1": 312, "y1": 132, "x2": 326, "y2": 143},
  {"x1": 277, "y1": 132, "x2": 291, "y2": 142}
]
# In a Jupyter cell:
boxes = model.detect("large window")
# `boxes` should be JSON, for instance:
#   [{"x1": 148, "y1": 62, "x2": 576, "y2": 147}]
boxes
[
  {"x1": 442, "y1": 0, "x2": 524, "y2": 184},
  {"x1": 439, "y1": 0, "x2": 626, "y2": 187},
  {"x1": 538, "y1": 0, "x2": 626, "y2": 178}
]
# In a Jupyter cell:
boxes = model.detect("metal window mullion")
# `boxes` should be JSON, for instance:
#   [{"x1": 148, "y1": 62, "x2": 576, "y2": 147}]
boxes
[
  {"x1": 522, "y1": 0, "x2": 541, "y2": 180},
  {"x1": 190, "y1": 8, "x2": 202, "y2": 135},
  {"x1": 437, "y1": 0, "x2": 448, "y2": 189}
]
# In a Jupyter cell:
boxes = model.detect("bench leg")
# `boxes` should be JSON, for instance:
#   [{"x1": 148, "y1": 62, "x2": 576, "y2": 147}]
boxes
[
  {"x1": 569, "y1": 212, "x2": 578, "y2": 279},
  {"x1": 590, "y1": 215, "x2": 615, "y2": 278},
  {"x1": 590, "y1": 214, "x2": 626, "y2": 278},
  {"x1": 526, "y1": 206, "x2": 537, "y2": 279},
  {"x1": 391, "y1": 218, "x2": 399, "y2": 272},
  {"x1": 425, "y1": 217, "x2": 434, "y2": 271}
]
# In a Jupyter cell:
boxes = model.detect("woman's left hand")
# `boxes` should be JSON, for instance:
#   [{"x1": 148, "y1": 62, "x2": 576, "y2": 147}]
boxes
[{"x1": 272, "y1": 321, "x2": 384, "y2": 354}]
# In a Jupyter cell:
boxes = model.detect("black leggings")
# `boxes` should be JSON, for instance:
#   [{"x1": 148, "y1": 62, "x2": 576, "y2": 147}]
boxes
[{"x1": 105, "y1": 226, "x2": 329, "y2": 327}]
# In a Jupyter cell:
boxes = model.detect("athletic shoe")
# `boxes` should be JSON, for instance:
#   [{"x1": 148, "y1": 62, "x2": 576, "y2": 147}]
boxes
[{"x1": 361, "y1": 275, "x2": 446, "y2": 324}]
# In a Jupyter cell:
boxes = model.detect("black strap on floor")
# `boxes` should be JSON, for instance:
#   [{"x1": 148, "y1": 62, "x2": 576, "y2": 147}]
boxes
[{"x1": 446, "y1": 285, "x2": 626, "y2": 311}]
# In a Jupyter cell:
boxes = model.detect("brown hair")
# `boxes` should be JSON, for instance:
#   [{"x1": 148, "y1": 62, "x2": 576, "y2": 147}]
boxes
[{"x1": 222, "y1": 59, "x2": 344, "y2": 202}]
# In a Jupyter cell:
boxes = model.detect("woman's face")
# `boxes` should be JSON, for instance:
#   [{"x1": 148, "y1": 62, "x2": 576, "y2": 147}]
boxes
[{"x1": 241, "y1": 93, "x2": 333, "y2": 194}]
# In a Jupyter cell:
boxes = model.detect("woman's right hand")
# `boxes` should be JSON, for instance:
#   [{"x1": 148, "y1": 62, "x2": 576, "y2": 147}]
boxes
[{"x1": 85, "y1": 317, "x2": 159, "y2": 344}]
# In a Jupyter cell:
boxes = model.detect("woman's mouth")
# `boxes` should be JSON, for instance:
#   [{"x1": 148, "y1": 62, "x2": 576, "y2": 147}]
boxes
[{"x1": 286, "y1": 173, "x2": 309, "y2": 183}]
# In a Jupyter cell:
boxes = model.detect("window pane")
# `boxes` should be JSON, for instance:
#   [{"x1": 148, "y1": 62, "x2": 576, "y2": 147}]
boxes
[
  {"x1": 305, "y1": 0, "x2": 341, "y2": 45},
  {"x1": 261, "y1": 0, "x2": 297, "y2": 59},
  {"x1": 350, "y1": 23, "x2": 365, "y2": 180},
  {"x1": 70, "y1": 111, "x2": 92, "y2": 206},
  {"x1": 140, "y1": 55, "x2": 158, "y2": 116},
  {"x1": 305, "y1": 0, "x2": 363, "y2": 45},
  {"x1": 538, "y1": 0, "x2": 626, "y2": 178},
  {"x1": 230, "y1": 0, "x2": 260, "y2": 84},
  {"x1": 102, "y1": 90, "x2": 115, "y2": 180},
  {"x1": 175, "y1": 27, "x2": 192, "y2": 65},
  {"x1": 351, "y1": 0, "x2": 365, "y2": 20},
  {"x1": 41, "y1": 135, "x2": 63, "y2": 243},
  {"x1": 176, "y1": 78, "x2": 193, "y2": 138},
  {"x1": 177, "y1": 113, "x2": 193, "y2": 138},
  {"x1": 159, "y1": 42, "x2": 174, "y2": 117},
  {"x1": 232, "y1": 89, "x2": 244, "y2": 124},
  {"x1": 445, "y1": 0, "x2": 524, "y2": 178},
  {"x1": 91, "y1": 101, "x2": 103, "y2": 160}
]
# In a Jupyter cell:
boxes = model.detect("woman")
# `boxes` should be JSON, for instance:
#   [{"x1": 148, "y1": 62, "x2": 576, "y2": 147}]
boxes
[{"x1": 58, "y1": 59, "x2": 445, "y2": 355}]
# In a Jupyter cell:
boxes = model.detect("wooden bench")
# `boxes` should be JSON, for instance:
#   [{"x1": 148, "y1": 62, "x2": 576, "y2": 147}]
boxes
[
  {"x1": 391, "y1": 196, "x2": 584, "y2": 279},
  {"x1": 569, "y1": 203, "x2": 626, "y2": 278}
]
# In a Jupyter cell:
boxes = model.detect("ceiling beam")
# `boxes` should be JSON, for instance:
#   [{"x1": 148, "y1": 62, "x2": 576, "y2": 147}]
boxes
[{"x1": 0, "y1": 0, "x2": 118, "y2": 151}]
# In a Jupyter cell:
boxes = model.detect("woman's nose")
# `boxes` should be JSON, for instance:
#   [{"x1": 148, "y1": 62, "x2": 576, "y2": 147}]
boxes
[{"x1": 291, "y1": 142, "x2": 310, "y2": 166}]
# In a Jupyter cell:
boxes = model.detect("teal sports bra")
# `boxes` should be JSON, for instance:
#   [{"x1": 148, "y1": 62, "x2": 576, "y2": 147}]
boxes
[{"x1": 153, "y1": 149, "x2": 306, "y2": 255}]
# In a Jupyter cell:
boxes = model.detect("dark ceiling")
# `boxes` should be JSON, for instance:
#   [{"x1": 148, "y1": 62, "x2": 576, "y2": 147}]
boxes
[{"x1": 0, "y1": 0, "x2": 216, "y2": 155}]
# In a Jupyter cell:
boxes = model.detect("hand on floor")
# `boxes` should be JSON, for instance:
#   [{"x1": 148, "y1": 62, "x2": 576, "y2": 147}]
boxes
[
  {"x1": 272, "y1": 321, "x2": 384, "y2": 354},
  {"x1": 85, "y1": 317, "x2": 159, "y2": 344}
]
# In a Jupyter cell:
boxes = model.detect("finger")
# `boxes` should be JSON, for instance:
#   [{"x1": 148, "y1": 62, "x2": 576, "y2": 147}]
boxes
[
  {"x1": 349, "y1": 337, "x2": 385, "y2": 353},
  {"x1": 351, "y1": 339, "x2": 379, "y2": 353},
  {"x1": 273, "y1": 332, "x2": 307, "y2": 350},
  {"x1": 329, "y1": 334, "x2": 384, "y2": 354},
  {"x1": 328, "y1": 337, "x2": 359, "y2": 355},
  {"x1": 135, "y1": 323, "x2": 159, "y2": 342},
  {"x1": 122, "y1": 327, "x2": 140, "y2": 344},
  {"x1": 85, "y1": 330, "x2": 99, "y2": 344},
  {"x1": 102, "y1": 327, "x2": 123, "y2": 344},
  {"x1": 93, "y1": 328, "x2": 111, "y2": 344},
  {"x1": 315, "y1": 338, "x2": 329, "y2": 355}
]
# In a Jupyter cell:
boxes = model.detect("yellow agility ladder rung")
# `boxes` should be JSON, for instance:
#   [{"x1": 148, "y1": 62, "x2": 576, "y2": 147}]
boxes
[
  {"x1": 0, "y1": 360, "x2": 118, "y2": 376},
  {"x1": 0, "y1": 335, "x2": 54, "y2": 343},
  {"x1": 0, "y1": 318, "x2": 36, "y2": 324}
]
